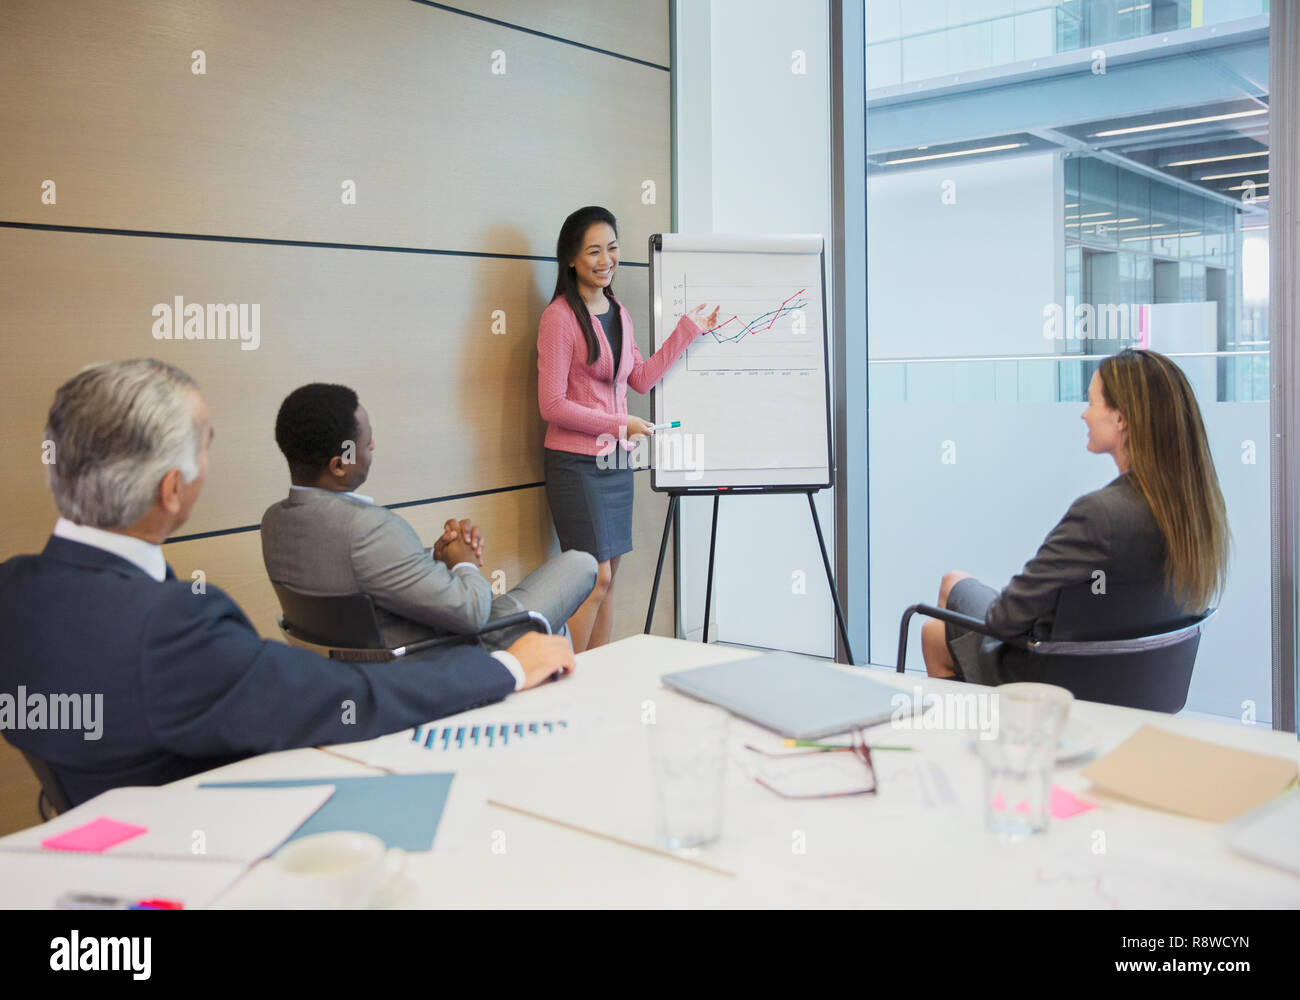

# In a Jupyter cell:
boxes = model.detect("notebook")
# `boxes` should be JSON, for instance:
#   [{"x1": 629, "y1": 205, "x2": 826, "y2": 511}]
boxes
[{"x1": 661, "y1": 652, "x2": 912, "y2": 739}]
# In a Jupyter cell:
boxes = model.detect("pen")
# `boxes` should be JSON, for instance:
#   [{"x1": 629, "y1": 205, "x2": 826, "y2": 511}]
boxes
[
  {"x1": 57, "y1": 893, "x2": 183, "y2": 910},
  {"x1": 782, "y1": 739, "x2": 915, "y2": 751},
  {"x1": 647, "y1": 421, "x2": 681, "y2": 431}
]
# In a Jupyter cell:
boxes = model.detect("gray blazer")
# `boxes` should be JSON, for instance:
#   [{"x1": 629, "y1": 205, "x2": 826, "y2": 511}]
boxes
[
  {"x1": 982, "y1": 473, "x2": 1171, "y2": 678},
  {"x1": 261, "y1": 488, "x2": 493, "y2": 648}
]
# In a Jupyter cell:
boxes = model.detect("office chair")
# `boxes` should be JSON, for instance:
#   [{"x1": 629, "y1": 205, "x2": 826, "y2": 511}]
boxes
[
  {"x1": 21, "y1": 750, "x2": 72, "y2": 821},
  {"x1": 271, "y1": 581, "x2": 552, "y2": 662},
  {"x1": 895, "y1": 581, "x2": 1214, "y2": 713}
]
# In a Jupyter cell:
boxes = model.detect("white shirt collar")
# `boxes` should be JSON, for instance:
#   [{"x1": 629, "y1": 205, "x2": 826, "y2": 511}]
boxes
[
  {"x1": 52, "y1": 518, "x2": 167, "y2": 582},
  {"x1": 289, "y1": 484, "x2": 374, "y2": 505}
]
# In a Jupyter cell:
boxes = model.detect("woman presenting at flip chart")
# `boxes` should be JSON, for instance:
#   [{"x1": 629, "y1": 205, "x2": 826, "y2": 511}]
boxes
[{"x1": 538, "y1": 206, "x2": 718, "y2": 652}]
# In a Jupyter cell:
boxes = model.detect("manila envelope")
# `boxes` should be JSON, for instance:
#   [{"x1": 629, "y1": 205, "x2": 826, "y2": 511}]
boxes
[{"x1": 1080, "y1": 724, "x2": 1299, "y2": 823}]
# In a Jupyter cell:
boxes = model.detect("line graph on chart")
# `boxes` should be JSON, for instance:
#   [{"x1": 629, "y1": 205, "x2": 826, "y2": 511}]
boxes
[{"x1": 673, "y1": 280, "x2": 822, "y2": 372}]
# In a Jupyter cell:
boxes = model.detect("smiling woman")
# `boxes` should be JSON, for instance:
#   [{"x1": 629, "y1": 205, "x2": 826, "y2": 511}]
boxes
[{"x1": 536, "y1": 205, "x2": 717, "y2": 652}]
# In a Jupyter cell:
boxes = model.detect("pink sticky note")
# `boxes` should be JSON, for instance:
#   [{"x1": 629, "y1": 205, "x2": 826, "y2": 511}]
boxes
[
  {"x1": 1050, "y1": 785, "x2": 1096, "y2": 819},
  {"x1": 42, "y1": 816, "x2": 147, "y2": 853}
]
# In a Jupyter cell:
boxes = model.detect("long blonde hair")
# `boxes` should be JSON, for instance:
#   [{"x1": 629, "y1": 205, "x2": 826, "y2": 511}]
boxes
[{"x1": 1098, "y1": 349, "x2": 1230, "y2": 611}]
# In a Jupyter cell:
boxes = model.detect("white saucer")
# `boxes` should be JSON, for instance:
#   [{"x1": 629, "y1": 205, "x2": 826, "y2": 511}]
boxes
[{"x1": 1054, "y1": 718, "x2": 1095, "y2": 762}]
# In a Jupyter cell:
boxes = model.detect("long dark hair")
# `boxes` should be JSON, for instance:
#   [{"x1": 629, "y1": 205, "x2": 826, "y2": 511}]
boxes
[
  {"x1": 1098, "y1": 349, "x2": 1230, "y2": 611},
  {"x1": 552, "y1": 205, "x2": 621, "y2": 366}
]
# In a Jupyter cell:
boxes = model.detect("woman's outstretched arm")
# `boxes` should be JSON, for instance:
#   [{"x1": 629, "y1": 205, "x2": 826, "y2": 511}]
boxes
[{"x1": 625, "y1": 314, "x2": 703, "y2": 394}]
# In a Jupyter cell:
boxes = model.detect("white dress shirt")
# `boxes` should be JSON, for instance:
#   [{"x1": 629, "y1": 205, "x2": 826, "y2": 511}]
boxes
[{"x1": 53, "y1": 518, "x2": 167, "y2": 581}]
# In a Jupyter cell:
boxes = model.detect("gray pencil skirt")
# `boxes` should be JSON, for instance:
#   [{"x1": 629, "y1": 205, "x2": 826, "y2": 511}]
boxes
[
  {"x1": 544, "y1": 448, "x2": 634, "y2": 564},
  {"x1": 944, "y1": 577, "x2": 1002, "y2": 685}
]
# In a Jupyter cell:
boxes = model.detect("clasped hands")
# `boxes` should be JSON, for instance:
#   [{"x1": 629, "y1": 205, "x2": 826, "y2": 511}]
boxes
[{"x1": 432, "y1": 517, "x2": 484, "y2": 568}]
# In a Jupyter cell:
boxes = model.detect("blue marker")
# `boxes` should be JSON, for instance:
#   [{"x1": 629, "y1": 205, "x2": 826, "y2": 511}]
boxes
[
  {"x1": 456, "y1": 727, "x2": 465, "y2": 748},
  {"x1": 647, "y1": 421, "x2": 681, "y2": 431}
]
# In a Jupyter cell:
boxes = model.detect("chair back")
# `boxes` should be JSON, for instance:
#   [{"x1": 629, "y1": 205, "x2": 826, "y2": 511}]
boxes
[
  {"x1": 270, "y1": 582, "x2": 386, "y2": 649},
  {"x1": 1035, "y1": 581, "x2": 1210, "y2": 713},
  {"x1": 21, "y1": 750, "x2": 71, "y2": 818}
]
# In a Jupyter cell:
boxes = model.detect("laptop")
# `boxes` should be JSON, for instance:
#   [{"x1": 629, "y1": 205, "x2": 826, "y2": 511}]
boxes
[{"x1": 661, "y1": 651, "x2": 914, "y2": 740}]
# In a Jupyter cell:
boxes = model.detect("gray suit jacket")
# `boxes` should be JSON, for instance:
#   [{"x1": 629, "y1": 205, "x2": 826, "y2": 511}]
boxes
[
  {"x1": 982, "y1": 473, "x2": 1170, "y2": 679},
  {"x1": 261, "y1": 488, "x2": 493, "y2": 648}
]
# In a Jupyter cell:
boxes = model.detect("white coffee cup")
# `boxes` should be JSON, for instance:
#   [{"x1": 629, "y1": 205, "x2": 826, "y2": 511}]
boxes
[
  {"x1": 267, "y1": 832, "x2": 406, "y2": 909},
  {"x1": 996, "y1": 682, "x2": 1074, "y2": 725}
]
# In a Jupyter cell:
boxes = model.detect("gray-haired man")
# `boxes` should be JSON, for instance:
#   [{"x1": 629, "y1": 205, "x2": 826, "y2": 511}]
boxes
[{"x1": 0, "y1": 359, "x2": 575, "y2": 807}]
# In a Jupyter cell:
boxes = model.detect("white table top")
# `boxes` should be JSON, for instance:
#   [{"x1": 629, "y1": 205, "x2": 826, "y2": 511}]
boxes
[{"x1": 181, "y1": 634, "x2": 1300, "y2": 908}]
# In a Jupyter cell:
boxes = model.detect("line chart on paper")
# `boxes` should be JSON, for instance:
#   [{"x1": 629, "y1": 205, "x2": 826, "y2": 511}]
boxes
[{"x1": 672, "y1": 280, "x2": 823, "y2": 372}]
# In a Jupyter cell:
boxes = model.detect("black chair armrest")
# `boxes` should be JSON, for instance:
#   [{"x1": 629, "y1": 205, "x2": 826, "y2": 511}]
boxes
[
  {"x1": 400, "y1": 610, "x2": 552, "y2": 656},
  {"x1": 896, "y1": 603, "x2": 1026, "y2": 673}
]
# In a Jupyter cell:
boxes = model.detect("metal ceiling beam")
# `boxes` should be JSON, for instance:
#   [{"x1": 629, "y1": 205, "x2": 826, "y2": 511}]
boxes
[{"x1": 1026, "y1": 125, "x2": 1268, "y2": 216}]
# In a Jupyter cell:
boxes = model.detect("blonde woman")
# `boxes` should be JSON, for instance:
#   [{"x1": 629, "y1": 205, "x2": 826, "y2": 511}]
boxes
[{"x1": 924, "y1": 348, "x2": 1230, "y2": 684}]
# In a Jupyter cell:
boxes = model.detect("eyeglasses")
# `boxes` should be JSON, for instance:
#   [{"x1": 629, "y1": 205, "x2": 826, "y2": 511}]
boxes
[{"x1": 743, "y1": 730, "x2": 877, "y2": 799}]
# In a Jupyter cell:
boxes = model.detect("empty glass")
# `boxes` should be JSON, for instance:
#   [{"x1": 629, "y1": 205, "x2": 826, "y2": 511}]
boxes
[
  {"x1": 648, "y1": 701, "x2": 729, "y2": 854},
  {"x1": 979, "y1": 683, "x2": 1071, "y2": 838}
]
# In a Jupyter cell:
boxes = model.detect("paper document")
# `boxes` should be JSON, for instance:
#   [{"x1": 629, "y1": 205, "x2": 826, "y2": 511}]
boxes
[
  {"x1": 0, "y1": 786, "x2": 334, "y2": 863},
  {"x1": 0, "y1": 852, "x2": 247, "y2": 910},
  {"x1": 1225, "y1": 791, "x2": 1300, "y2": 876},
  {"x1": 1079, "y1": 725, "x2": 1298, "y2": 822}
]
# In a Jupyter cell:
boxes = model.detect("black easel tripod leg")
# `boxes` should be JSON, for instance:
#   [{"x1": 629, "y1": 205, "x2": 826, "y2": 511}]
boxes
[
  {"x1": 702, "y1": 495, "x2": 720, "y2": 644},
  {"x1": 807, "y1": 491, "x2": 856, "y2": 664},
  {"x1": 644, "y1": 493, "x2": 679, "y2": 634}
]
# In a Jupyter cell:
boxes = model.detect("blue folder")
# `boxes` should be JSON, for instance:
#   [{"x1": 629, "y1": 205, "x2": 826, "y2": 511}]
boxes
[{"x1": 201, "y1": 773, "x2": 454, "y2": 851}]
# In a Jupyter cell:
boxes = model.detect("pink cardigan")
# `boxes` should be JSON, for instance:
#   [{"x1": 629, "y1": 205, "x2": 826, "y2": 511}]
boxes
[{"x1": 537, "y1": 296, "x2": 701, "y2": 457}]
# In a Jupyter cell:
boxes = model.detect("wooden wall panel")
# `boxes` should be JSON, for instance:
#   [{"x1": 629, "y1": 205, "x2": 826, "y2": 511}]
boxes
[
  {"x1": 449, "y1": 1, "x2": 670, "y2": 66},
  {"x1": 165, "y1": 482, "x2": 675, "y2": 641},
  {"x1": 0, "y1": 228, "x2": 652, "y2": 552},
  {"x1": 0, "y1": 0, "x2": 675, "y2": 647},
  {"x1": 0, "y1": 0, "x2": 669, "y2": 261}
]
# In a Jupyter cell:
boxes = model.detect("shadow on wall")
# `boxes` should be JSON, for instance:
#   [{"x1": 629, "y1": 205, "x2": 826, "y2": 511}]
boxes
[{"x1": 464, "y1": 223, "x2": 560, "y2": 553}]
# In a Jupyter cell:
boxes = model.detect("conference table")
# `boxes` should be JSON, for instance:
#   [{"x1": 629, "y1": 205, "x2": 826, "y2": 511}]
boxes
[{"x1": 183, "y1": 635, "x2": 1300, "y2": 908}]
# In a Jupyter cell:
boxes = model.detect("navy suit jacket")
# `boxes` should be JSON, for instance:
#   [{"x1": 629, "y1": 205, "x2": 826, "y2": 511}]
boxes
[{"x1": 0, "y1": 537, "x2": 515, "y2": 806}]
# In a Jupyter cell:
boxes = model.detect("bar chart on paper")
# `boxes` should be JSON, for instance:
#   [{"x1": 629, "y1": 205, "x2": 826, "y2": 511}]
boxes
[
  {"x1": 336, "y1": 701, "x2": 599, "y2": 772},
  {"x1": 410, "y1": 720, "x2": 568, "y2": 752},
  {"x1": 651, "y1": 234, "x2": 831, "y2": 489}
]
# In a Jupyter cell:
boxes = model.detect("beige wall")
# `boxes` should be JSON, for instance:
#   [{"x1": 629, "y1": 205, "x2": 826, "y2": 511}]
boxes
[{"x1": 0, "y1": 0, "x2": 675, "y2": 639}]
